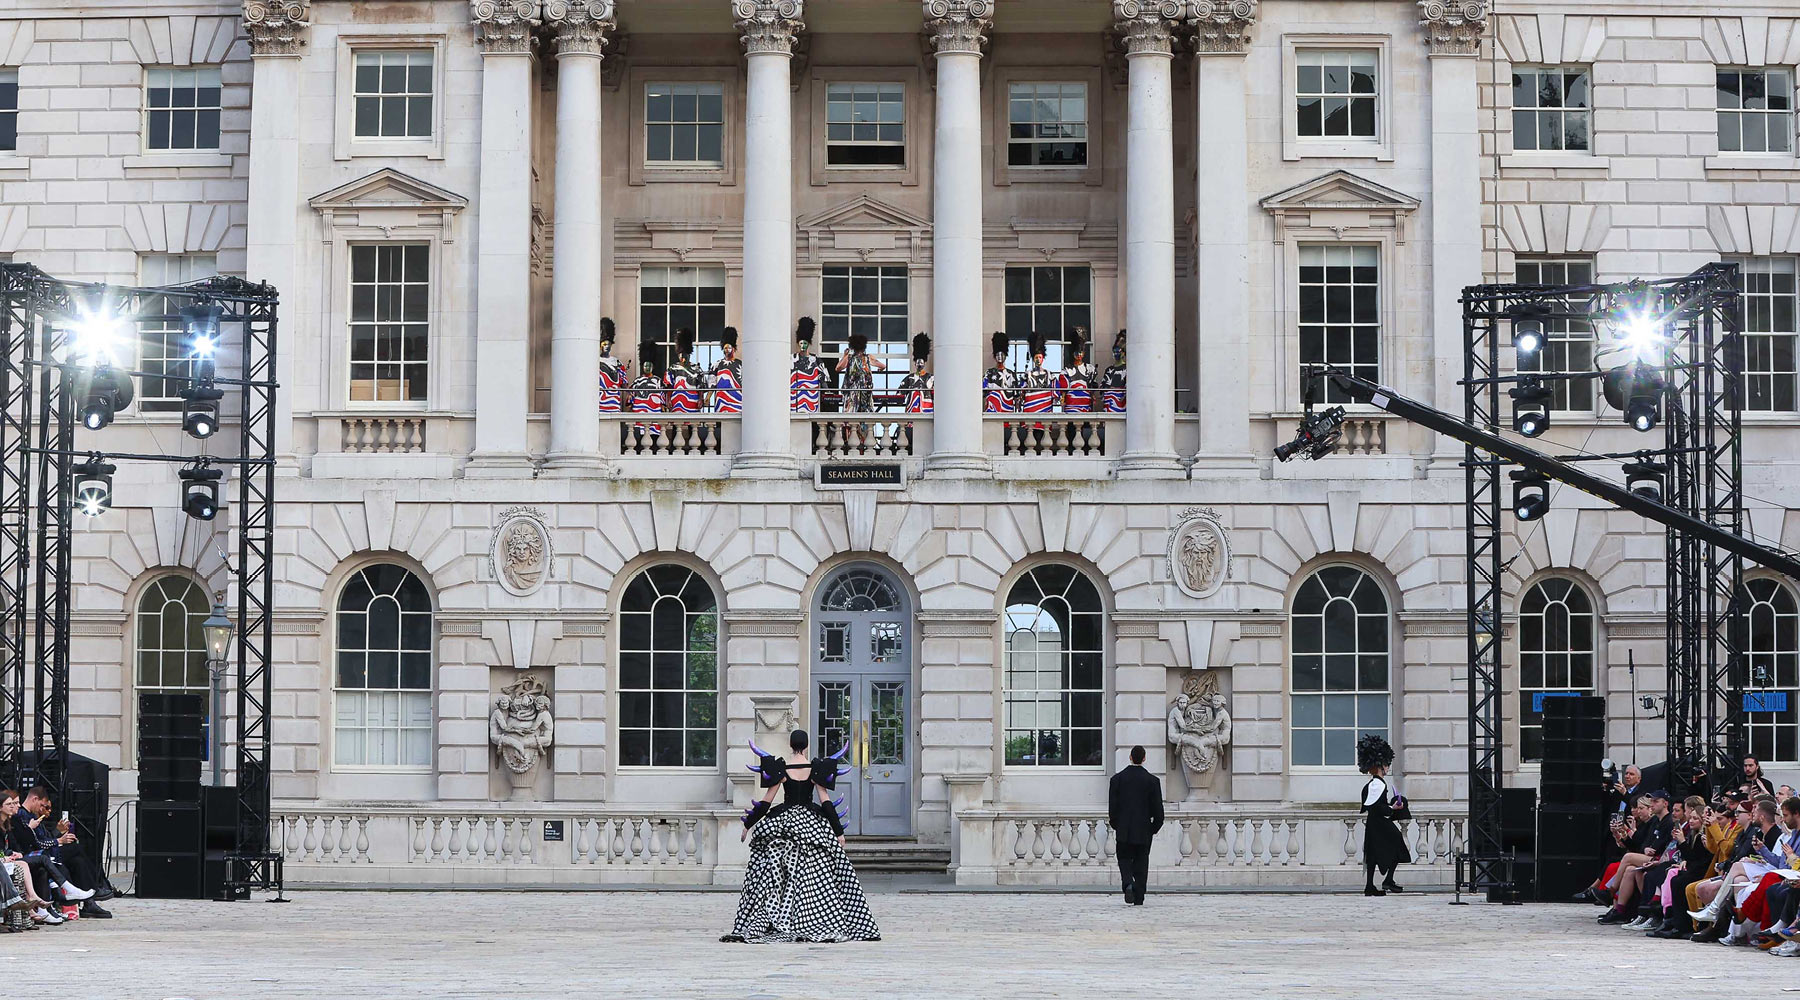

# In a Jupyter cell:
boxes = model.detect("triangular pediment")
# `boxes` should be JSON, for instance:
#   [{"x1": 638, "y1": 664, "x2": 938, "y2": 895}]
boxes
[
  {"x1": 309, "y1": 168, "x2": 468, "y2": 213},
  {"x1": 798, "y1": 194, "x2": 930, "y2": 232},
  {"x1": 1259, "y1": 170, "x2": 1420, "y2": 214}
]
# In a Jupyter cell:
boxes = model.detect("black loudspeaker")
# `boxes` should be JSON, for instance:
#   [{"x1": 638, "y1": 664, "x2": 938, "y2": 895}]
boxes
[
  {"x1": 136, "y1": 852, "x2": 204, "y2": 900},
  {"x1": 1540, "y1": 697, "x2": 1606, "y2": 809},
  {"x1": 1536, "y1": 856, "x2": 1597, "y2": 902},
  {"x1": 202, "y1": 785, "x2": 238, "y2": 852},
  {"x1": 1501, "y1": 787, "x2": 1537, "y2": 851},
  {"x1": 1536, "y1": 805, "x2": 1610, "y2": 902},
  {"x1": 136, "y1": 801, "x2": 204, "y2": 899}
]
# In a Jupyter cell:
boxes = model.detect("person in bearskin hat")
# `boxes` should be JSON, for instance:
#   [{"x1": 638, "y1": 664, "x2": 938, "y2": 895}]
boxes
[
  {"x1": 710, "y1": 326, "x2": 742, "y2": 414},
  {"x1": 1019, "y1": 332, "x2": 1057, "y2": 417},
  {"x1": 898, "y1": 333, "x2": 933, "y2": 414},
  {"x1": 1100, "y1": 330, "x2": 1127, "y2": 414},
  {"x1": 1059, "y1": 327, "x2": 1096, "y2": 414},
  {"x1": 1357, "y1": 733, "x2": 1412, "y2": 896},
  {"x1": 835, "y1": 331, "x2": 884, "y2": 415},
  {"x1": 983, "y1": 331, "x2": 1018, "y2": 413},
  {"x1": 663, "y1": 328, "x2": 703, "y2": 415},
  {"x1": 791, "y1": 316, "x2": 826, "y2": 413},
  {"x1": 597, "y1": 317, "x2": 624, "y2": 414},
  {"x1": 626, "y1": 336, "x2": 665, "y2": 445}
]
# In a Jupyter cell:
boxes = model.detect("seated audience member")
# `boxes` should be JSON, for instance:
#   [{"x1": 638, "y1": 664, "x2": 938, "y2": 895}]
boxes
[
  {"x1": 0, "y1": 790, "x2": 66, "y2": 926},
  {"x1": 1645, "y1": 796, "x2": 1715, "y2": 938},
  {"x1": 1689, "y1": 797, "x2": 1785, "y2": 943},
  {"x1": 1781, "y1": 785, "x2": 1797, "y2": 802},
  {"x1": 1741, "y1": 757, "x2": 1778, "y2": 800},
  {"x1": 1598, "y1": 796, "x2": 1675, "y2": 923},
  {"x1": 1, "y1": 787, "x2": 107, "y2": 919},
  {"x1": 1728, "y1": 797, "x2": 1800, "y2": 947}
]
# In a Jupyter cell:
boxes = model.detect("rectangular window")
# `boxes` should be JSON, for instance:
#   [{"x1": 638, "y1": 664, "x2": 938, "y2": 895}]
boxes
[
  {"x1": 1512, "y1": 66, "x2": 1591, "y2": 152},
  {"x1": 144, "y1": 66, "x2": 222, "y2": 151},
  {"x1": 1007, "y1": 82, "x2": 1087, "y2": 167},
  {"x1": 138, "y1": 253, "x2": 220, "y2": 411},
  {"x1": 1514, "y1": 257, "x2": 1597, "y2": 412},
  {"x1": 348, "y1": 243, "x2": 430, "y2": 403},
  {"x1": 821, "y1": 265, "x2": 908, "y2": 393},
  {"x1": 645, "y1": 82, "x2": 724, "y2": 166},
  {"x1": 353, "y1": 50, "x2": 434, "y2": 140},
  {"x1": 1296, "y1": 50, "x2": 1377, "y2": 140},
  {"x1": 638, "y1": 266, "x2": 727, "y2": 372},
  {"x1": 1298, "y1": 245, "x2": 1379, "y2": 403},
  {"x1": 1734, "y1": 257, "x2": 1800, "y2": 412},
  {"x1": 825, "y1": 82, "x2": 905, "y2": 167},
  {"x1": 0, "y1": 69, "x2": 16, "y2": 152},
  {"x1": 1718, "y1": 68, "x2": 1795, "y2": 154},
  {"x1": 1517, "y1": 580, "x2": 1596, "y2": 763},
  {"x1": 1002, "y1": 265, "x2": 1093, "y2": 371}
]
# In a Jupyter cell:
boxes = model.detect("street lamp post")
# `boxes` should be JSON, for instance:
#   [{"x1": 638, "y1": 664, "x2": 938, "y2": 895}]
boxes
[{"x1": 202, "y1": 593, "x2": 235, "y2": 787}]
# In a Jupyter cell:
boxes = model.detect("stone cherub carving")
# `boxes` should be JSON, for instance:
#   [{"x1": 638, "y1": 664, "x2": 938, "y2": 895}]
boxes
[
  {"x1": 490, "y1": 674, "x2": 555, "y2": 775},
  {"x1": 1168, "y1": 669, "x2": 1232, "y2": 780}
]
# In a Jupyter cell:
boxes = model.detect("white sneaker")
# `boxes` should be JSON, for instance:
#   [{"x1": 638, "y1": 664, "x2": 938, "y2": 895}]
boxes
[
  {"x1": 31, "y1": 908, "x2": 61, "y2": 925},
  {"x1": 1626, "y1": 916, "x2": 1653, "y2": 930},
  {"x1": 58, "y1": 884, "x2": 93, "y2": 902},
  {"x1": 1774, "y1": 940, "x2": 1800, "y2": 957}
]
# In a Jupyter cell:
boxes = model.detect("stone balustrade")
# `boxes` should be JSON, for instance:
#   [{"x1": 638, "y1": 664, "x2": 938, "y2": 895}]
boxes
[
  {"x1": 340, "y1": 415, "x2": 429, "y2": 454},
  {"x1": 600, "y1": 412, "x2": 736, "y2": 458},
  {"x1": 803, "y1": 413, "x2": 921, "y2": 458},
  {"x1": 992, "y1": 413, "x2": 1122, "y2": 458}
]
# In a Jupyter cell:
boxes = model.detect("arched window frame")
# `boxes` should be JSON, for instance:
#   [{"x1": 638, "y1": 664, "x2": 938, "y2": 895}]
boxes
[
  {"x1": 331, "y1": 563, "x2": 435, "y2": 770},
  {"x1": 1289, "y1": 563, "x2": 1392, "y2": 770},
  {"x1": 1516, "y1": 576, "x2": 1598, "y2": 763},
  {"x1": 1001, "y1": 563, "x2": 1107, "y2": 769},
  {"x1": 1739, "y1": 576, "x2": 1800, "y2": 764},
  {"x1": 616, "y1": 563, "x2": 721, "y2": 769},
  {"x1": 134, "y1": 574, "x2": 212, "y2": 699}
]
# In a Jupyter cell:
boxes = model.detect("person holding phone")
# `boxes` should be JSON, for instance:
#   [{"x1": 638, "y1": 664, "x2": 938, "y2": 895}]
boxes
[{"x1": 8, "y1": 787, "x2": 109, "y2": 918}]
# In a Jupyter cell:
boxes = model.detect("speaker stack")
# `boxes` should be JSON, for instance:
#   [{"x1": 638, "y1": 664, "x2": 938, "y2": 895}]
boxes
[
  {"x1": 1535, "y1": 695, "x2": 1609, "y2": 901},
  {"x1": 135, "y1": 692, "x2": 205, "y2": 899}
]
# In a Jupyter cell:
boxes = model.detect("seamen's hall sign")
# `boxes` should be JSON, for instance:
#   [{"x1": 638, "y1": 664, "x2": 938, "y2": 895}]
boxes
[{"x1": 816, "y1": 463, "x2": 905, "y2": 489}]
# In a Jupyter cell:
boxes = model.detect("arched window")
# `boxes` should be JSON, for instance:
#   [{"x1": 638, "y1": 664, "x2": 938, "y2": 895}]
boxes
[
  {"x1": 136, "y1": 575, "x2": 211, "y2": 699},
  {"x1": 1738, "y1": 578, "x2": 1800, "y2": 763},
  {"x1": 1290, "y1": 566, "x2": 1390, "y2": 768},
  {"x1": 1518, "y1": 578, "x2": 1597, "y2": 762},
  {"x1": 334, "y1": 564, "x2": 433, "y2": 767},
  {"x1": 1003, "y1": 564, "x2": 1104, "y2": 767},
  {"x1": 618, "y1": 564, "x2": 719, "y2": 767}
]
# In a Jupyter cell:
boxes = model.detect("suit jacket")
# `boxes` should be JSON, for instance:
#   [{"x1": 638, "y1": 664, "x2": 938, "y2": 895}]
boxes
[{"x1": 1108, "y1": 764, "x2": 1165, "y2": 847}]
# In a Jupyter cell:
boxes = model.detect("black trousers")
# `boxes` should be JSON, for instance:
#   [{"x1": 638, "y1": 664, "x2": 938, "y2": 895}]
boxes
[{"x1": 1117, "y1": 841, "x2": 1150, "y2": 903}]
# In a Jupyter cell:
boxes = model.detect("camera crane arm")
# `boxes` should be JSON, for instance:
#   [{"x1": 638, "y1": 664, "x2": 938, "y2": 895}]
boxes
[{"x1": 1283, "y1": 366, "x2": 1800, "y2": 581}]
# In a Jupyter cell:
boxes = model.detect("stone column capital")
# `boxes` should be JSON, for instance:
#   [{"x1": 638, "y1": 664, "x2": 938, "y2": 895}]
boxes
[
  {"x1": 1186, "y1": 0, "x2": 1255, "y2": 55},
  {"x1": 471, "y1": 0, "x2": 543, "y2": 55},
  {"x1": 733, "y1": 0, "x2": 806, "y2": 56},
  {"x1": 1418, "y1": 0, "x2": 1488, "y2": 57},
  {"x1": 545, "y1": 0, "x2": 615, "y2": 56},
  {"x1": 1113, "y1": 0, "x2": 1184, "y2": 57},
  {"x1": 241, "y1": 0, "x2": 311, "y2": 56},
  {"x1": 923, "y1": 0, "x2": 994, "y2": 57}
]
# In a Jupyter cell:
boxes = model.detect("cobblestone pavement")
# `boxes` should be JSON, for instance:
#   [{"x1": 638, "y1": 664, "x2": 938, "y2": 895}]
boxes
[{"x1": 16, "y1": 888, "x2": 1765, "y2": 999}]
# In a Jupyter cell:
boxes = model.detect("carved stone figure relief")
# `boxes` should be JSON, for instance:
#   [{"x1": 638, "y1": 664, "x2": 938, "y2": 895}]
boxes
[
  {"x1": 491, "y1": 506, "x2": 553, "y2": 597},
  {"x1": 491, "y1": 673, "x2": 555, "y2": 799},
  {"x1": 1168, "y1": 669, "x2": 1231, "y2": 790},
  {"x1": 1168, "y1": 506, "x2": 1231, "y2": 598}
]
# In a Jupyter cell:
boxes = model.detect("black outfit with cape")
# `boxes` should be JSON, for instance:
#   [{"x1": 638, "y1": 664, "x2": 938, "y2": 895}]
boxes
[{"x1": 723, "y1": 755, "x2": 880, "y2": 944}]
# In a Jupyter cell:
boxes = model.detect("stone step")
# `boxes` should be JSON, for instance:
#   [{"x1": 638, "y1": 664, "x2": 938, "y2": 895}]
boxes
[{"x1": 845, "y1": 837, "x2": 951, "y2": 874}]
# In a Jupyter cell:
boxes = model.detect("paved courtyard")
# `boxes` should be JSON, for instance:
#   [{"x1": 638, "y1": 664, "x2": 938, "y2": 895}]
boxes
[{"x1": 19, "y1": 888, "x2": 1763, "y2": 999}]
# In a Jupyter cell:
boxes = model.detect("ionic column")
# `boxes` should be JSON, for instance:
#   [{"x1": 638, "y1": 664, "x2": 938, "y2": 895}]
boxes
[
  {"x1": 1421, "y1": 1, "x2": 1488, "y2": 470},
  {"x1": 467, "y1": 0, "x2": 540, "y2": 475},
  {"x1": 923, "y1": 0, "x2": 994, "y2": 476},
  {"x1": 1189, "y1": 1, "x2": 1256, "y2": 472},
  {"x1": 731, "y1": 0, "x2": 805, "y2": 477},
  {"x1": 1113, "y1": 1, "x2": 1183, "y2": 478},
  {"x1": 240, "y1": 1, "x2": 310, "y2": 470},
  {"x1": 543, "y1": 1, "x2": 615, "y2": 474}
]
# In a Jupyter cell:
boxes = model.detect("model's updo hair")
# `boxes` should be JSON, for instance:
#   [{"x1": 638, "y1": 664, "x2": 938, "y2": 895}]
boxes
[{"x1": 789, "y1": 729, "x2": 809, "y2": 752}]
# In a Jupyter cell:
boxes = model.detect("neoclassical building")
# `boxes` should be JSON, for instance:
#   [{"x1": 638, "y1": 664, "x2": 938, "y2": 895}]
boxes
[{"x1": 6, "y1": 0, "x2": 1800, "y2": 885}]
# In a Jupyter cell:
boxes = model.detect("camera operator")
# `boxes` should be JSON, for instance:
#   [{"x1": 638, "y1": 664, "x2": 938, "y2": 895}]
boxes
[{"x1": 1606, "y1": 763, "x2": 1643, "y2": 815}]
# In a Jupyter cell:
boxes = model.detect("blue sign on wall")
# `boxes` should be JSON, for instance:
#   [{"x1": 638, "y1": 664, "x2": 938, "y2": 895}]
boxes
[
  {"x1": 1746, "y1": 692, "x2": 1790, "y2": 714},
  {"x1": 1533, "y1": 691, "x2": 1580, "y2": 713}
]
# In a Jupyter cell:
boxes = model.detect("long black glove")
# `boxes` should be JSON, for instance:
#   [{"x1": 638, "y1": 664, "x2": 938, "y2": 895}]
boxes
[{"x1": 741, "y1": 800, "x2": 770, "y2": 830}]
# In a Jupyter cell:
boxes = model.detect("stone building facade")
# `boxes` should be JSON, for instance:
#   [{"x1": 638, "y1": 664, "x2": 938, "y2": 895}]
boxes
[{"x1": 5, "y1": 0, "x2": 1799, "y2": 884}]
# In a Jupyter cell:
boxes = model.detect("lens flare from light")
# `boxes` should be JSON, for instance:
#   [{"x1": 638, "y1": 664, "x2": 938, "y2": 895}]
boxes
[
  {"x1": 70, "y1": 296, "x2": 129, "y2": 367},
  {"x1": 190, "y1": 334, "x2": 217, "y2": 359}
]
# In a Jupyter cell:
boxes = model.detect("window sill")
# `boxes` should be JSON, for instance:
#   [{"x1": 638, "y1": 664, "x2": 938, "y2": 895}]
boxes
[
  {"x1": 637, "y1": 164, "x2": 731, "y2": 185},
  {"x1": 336, "y1": 139, "x2": 443, "y2": 162},
  {"x1": 1285, "y1": 141, "x2": 1389, "y2": 162},
  {"x1": 123, "y1": 152, "x2": 231, "y2": 170},
  {"x1": 1001, "y1": 765, "x2": 1107, "y2": 773},
  {"x1": 329, "y1": 766, "x2": 434, "y2": 775},
  {"x1": 1502, "y1": 152, "x2": 1610, "y2": 171},
  {"x1": 1705, "y1": 154, "x2": 1800, "y2": 172},
  {"x1": 1000, "y1": 165, "x2": 1098, "y2": 186}
]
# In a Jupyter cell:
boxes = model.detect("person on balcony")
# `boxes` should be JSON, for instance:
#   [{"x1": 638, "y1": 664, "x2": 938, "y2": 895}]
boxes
[
  {"x1": 1019, "y1": 332, "x2": 1057, "y2": 419},
  {"x1": 626, "y1": 337, "x2": 664, "y2": 444},
  {"x1": 1100, "y1": 330, "x2": 1127, "y2": 413},
  {"x1": 983, "y1": 332, "x2": 1017, "y2": 413},
  {"x1": 710, "y1": 327, "x2": 742, "y2": 415},
  {"x1": 663, "y1": 328, "x2": 703, "y2": 416},
  {"x1": 1059, "y1": 328, "x2": 1096, "y2": 414},
  {"x1": 1357, "y1": 734, "x2": 1411, "y2": 897},
  {"x1": 596, "y1": 317, "x2": 624, "y2": 414},
  {"x1": 835, "y1": 332, "x2": 882, "y2": 414},
  {"x1": 899, "y1": 333, "x2": 932, "y2": 415},
  {"x1": 723, "y1": 729, "x2": 879, "y2": 944},
  {"x1": 791, "y1": 317, "x2": 825, "y2": 413}
]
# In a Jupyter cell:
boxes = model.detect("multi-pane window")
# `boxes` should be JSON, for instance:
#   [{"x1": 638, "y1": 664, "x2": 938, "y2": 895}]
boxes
[
  {"x1": 617, "y1": 565, "x2": 719, "y2": 768},
  {"x1": 1002, "y1": 266, "x2": 1093, "y2": 372},
  {"x1": 1737, "y1": 579, "x2": 1800, "y2": 763},
  {"x1": 334, "y1": 565, "x2": 433, "y2": 768},
  {"x1": 821, "y1": 265, "x2": 908, "y2": 393},
  {"x1": 1004, "y1": 564, "x2": 1105, "y2": 768},
  {"x1": 1517, "y1": 578, "x2": 1597, "y2": 762},
  {"x1": 1734, "y1": 257, "x2": 1799, "y2": 412},
  {"x1": 638, "y1": 266, "x2": 727, "y2": 373},
  {"x1": 1512, "y1": 67, "x2": 1591, "y2": 152},
  {"x1": 1290, "y1": 566, "x2": 1390, "y2": 768},
  {"x1": 645, "y1": 83, "x2": 724, "y2": 166},
  {"x1": 353, "y1": 50, "x2": 433, "y2": 139},
  {"x1": 1718, "y1": 68, "x2": 1794, "y2": 154},
  {"x1": 144, "y1": 66, "x2": 222, "y2": 151},
  {"x1": 1296, "y1": 50, "x2": 1377, "y2": 139},
  {"x1": 0, "y1": 69, "x2": 16, "y2": 152},
  {"x1": 139, "y1": 253, "x2": 219, "y2": 410},
  {"x1": 825, "y1": 82, "x2": 905, "y2": 167},
  {"x1": 348, "y1": 243, "x2": 429, "y2": 403},
  {"x1": 1298, "y1": 245, "x2": 1379, "y2": 402},
  {"x1": 135, "y1": 575, "x2": 214, "y2": 760},
  {"x1": 1007, "y1": 82, "x2": 1087, "y2": 167},
  {"x1": 1515, "y1": 257, "x2": 1597, "y2": 412}
]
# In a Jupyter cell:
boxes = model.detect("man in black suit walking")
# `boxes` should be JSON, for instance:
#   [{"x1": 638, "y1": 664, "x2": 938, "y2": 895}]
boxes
[{"x1": 1108, "y1": 745, "x2": 1164, "y2": 905}]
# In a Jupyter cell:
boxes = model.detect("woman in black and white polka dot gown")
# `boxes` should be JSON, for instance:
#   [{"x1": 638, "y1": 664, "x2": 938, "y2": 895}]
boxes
[{"x1": 723, "y1": 730, "x2": 880, "y2": 944}]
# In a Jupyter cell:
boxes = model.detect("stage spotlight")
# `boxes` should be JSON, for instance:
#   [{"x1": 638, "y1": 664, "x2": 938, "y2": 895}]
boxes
[
  {"x1": 69, "y1": 295, "x2": 128, "y2": 367},
  {"x1": 71, "y1": 455, "x2": 115, "y2": 517},
  {"x1": 77, "y1": 366, "x2": 134, "y2": 431},
  {"x1": 178, "y1": 462, "x2": 222, "y2": 521},
  {"x1": 181, "y1": 303, "x2": 223, "y2": 380},
  {"x1": 1507, "y1": 302, "x2": 1552, "y2": 358},
  {"x1": 180, "y1": 383, "x2": 224, "y2": 439},
  {"x1": 1602, "y1": 361, "x2": 1663, "y2": 433},
  {"x1": 1510, "y1": 469, "x2": 1550, "y2": 522},
  {"x1": 1626, "y1": 399, "x2": 1658, "y2": 433},
  {"x1": 1624, "y1": 460, "x2": 1666, "y2": 503},
  {"x1": 1509, "y1": 380, "x2": 1553, "y2": 438}
]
